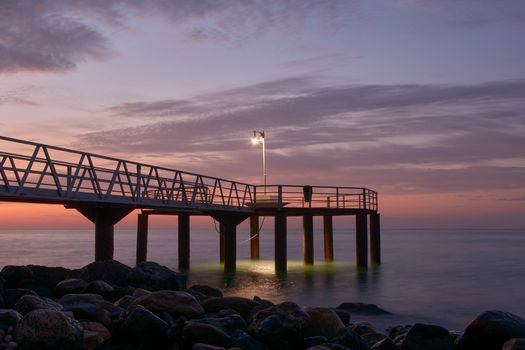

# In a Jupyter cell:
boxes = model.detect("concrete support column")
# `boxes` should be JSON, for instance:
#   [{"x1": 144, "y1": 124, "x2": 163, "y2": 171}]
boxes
[
  {"x1": 302, "y1": 214, "x2": 314, "y2": 265},
  {"x1": 219, "y1": 223, "x2": 225, "y2": 264},
  {"x1": 355, "y1": 213, "x2": 368, "y2": 269},
  {"x1": 136, "y1": 213, "x2": 148, "y2": 265},
  {"x1": 178, "y1": 212, "x2": 190, "y2": 271},
  {"x1": 250, "y1": 215, "x2": 260, "y2": 260},
  {"x1": 275, "y1": 211, "x2": 287, "y2": 272},
  {"x1": 212, "y1": 214, "x2": 248, "y2": 272},
  {"x1": 75, "y1": 207, "x2": 133, "y2": 261},
  {"x1": 370, "y1": 213, "x2": 381, "y2": 265},
  {"x1": 323, "y1": 215, "x2": 334, "y2": 262}
]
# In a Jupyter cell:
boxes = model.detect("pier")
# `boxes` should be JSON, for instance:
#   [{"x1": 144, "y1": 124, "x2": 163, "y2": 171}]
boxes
[{"x1": 0, "y1": 135, "x2": 380, "y2": 272}]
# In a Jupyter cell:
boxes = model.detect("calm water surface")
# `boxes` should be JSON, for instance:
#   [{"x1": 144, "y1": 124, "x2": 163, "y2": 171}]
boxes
[{"x1": 1, "y1": 225, "x2": 524, "y2": 331}]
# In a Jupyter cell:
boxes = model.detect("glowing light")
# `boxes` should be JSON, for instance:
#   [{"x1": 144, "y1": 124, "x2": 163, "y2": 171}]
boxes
[{"x1": 251, "y1": 137, "x2": 261, "y2": 145}]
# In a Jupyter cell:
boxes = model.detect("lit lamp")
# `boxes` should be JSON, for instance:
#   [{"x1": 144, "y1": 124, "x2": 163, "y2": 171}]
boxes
[{"x1": 251, "y1": 130, "x2": 266, "y2": 194}]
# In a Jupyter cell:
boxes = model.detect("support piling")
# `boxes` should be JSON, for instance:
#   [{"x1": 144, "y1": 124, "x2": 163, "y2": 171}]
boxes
[
  {"x1": 178, "y1": 212, "x2": 190, "y2": 270},
  {"x1": 302, "y1": 214, "x2": 314, "y2": 265},
  {"x1": 323, "y1": 215, "x2": 334, "y2": 262},
  {"x1": 370, "y1": 213, "x2": 381, "y2": 265},
  {"x1": 250, "y1": 215, "x2": 260, "y2": 260},
  {"x1": 136, "y1": 213, "x2": 148, "y2": 265},
  {"x1": 355, "y1": 213, "x2": 368, "y2": 269},
  {"x1": 275, "y1": 211, "x2": 287, "y2": 272}
]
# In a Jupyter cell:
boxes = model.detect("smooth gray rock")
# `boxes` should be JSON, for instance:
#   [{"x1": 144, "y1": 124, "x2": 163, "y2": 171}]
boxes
[
  {"x1": 0, "y1": 309, "x2": 22, "y2": 331},
  {"x1": 400, "y1": 323, "x2": 453, "y2": 350},
  {"x1": 13, "y1": 294, "x2": 63, "y2": 315},
  {"x1": 203, "y1": 296, "x2": 259, "y2": 318},
  {"x1": 189, "y1": 284, "x2": 223, "y2": 298},
  {"x1": 58, "y1": 293, "x2": 106, "y2": 319},
  {"x1": 14, "y1": 309, "x2": 83, "y2": 350},
  {"x1": 189, "y1": 314, "x2": 247, "y2": 336},
  {"x1": 231, "y1": 329, "x2": 269, "y2": 350},
  {"x1": 332, "y1": 326, "x2": 370, "y2": 350},
  {"x1": 503, "y1": 338, "x2": 525, "y2": 350},
  {"x1": 55, "y1": 278, "x2": 88, "y2": 296},
  {"x1": 83, "y1": 280, "x2": 115, "y2": 298},
  {"x1": 73, "y1": 260, "x2": 131, "y2": 286},
  {"x1": 3, "y1": 288, "x2": 38, "y2": 308},
  {"x1": 121, "y1": 306, "x2": 168, "y2": 345},
  {"x1": 248, "y1": 301, "x2": 311, "y2": 349},
  {"x1": 183, "y1": 322, "x2": 232, "y2": 348},
  {"x1": 126, "y1": 261, "x2": 186, "y2": 291},
  {"x1": 371, "y1": 338, "x2": 400, "y2": 350},
  {"x1": 337, "y1": 302, "x2": 390, "y2": 315},
  {"x1": 459, "y1": 311, "x2": 525, "y2": 350},
  {"x1": 129, "y1": 290, "x2": 204, "y2": 319},
  {"x1": 306, "y1": 307, "x2": 345, "y2": 339}
]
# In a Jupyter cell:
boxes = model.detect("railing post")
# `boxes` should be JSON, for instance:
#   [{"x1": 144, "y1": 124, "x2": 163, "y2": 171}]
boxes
[
  {"x1": 277, "y1": 185, "x2": 283, "y2": 210},
  {"x1": 336, "y1": 187, "x2": 339, "y2": 208},
  {"x1": 362, "y1": 189, "x2": 367, "y2": 210},
  {"x1": 253, "y1": 185, "x2": 257, "y2": 208}
]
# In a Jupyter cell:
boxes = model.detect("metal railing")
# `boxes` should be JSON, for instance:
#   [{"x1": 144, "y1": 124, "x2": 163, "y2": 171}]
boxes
[
  {"x1": 252, "y1": 185, "x2": 378, "y2": 211},
  {"x1": 0, "y1": 135, "x2": 378, "y2": 212}
]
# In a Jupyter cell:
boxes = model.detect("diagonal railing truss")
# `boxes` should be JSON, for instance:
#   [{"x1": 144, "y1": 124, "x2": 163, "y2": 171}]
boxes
[{"x1": 0, "y1": 135, "x2": 378, "y2": 212}]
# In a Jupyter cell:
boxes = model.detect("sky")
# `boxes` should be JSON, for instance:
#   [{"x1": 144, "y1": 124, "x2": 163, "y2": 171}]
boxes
[{"x1": 1, "y1": 0, "x2": 524, "y2": 229}]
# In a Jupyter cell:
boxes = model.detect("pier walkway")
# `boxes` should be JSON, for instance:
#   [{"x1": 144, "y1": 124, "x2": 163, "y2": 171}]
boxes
[{"x1": 0, "y1": 135, "x2": 380, "y2": 272}]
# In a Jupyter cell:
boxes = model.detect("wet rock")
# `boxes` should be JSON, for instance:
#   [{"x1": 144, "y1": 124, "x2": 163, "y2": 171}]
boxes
[
  {"x1": 503, "y1": 338, "x2": 525, "y2": 350},
  {"x1": 459, "y1": 310, "x2": 525, "y2": 350},
  {"x1": 304, "y1": 335, "x2": 328, "y2": 348},
  {"x1": 13, "y1": 294, "x2": 63, "y2": 315},
  {"x1": 189, "y1": 314, "x2": 247, "y2": 336},
  {"x1": 126, "y1": 261, "x2": 186, "y2": 291},
  {"x1": 55, "y1": 278, "x2": 88, "y2": 296},
  {"x1": 27, "y1": 265, "x2": 71, "y2": 291},
  {"x1": 337, "y1": 302, "x2": 390, "y2": 315},
  {"x1": 58, "y1": 293, "x2": 106, "y2": 319},
  {"x1": 120, "y1": 306, "x2": 168, "y2": 345},
  {"x1": 1, "y1": 266, "x2": 34, "y2": 288},
  {"x1": 183, "y1": 322, "x2": 232, "y2": 348},
  {"x1": 73, "y1": 260, "x2": 131, "y2": 286},
  {"x1": 203, "y1": 296, "x2": 259, "y2": 318},
  {"x1": 115, "y1": 295, "x2": 136, "y2": 309},
  {"x1": 332, "y1": 327, "x2": 370, "y2": 350},
  {"x1": 306, "y1": 307, "x2": 345, "y2": 339},
  {"x1": 81, "y1": 321, "x2": 111, "y2": 348},
  {"x1": 14, "y1": 309, "x2": 84, "y2": 350},
  {"x1": 386, "y1": 325, "x2": 411, "y2": 340},
  {"x1": 217, "y1": 308, "x2": 240, "y2": 317},
  {"x1": 129, "y1": 290, "x2": 205, "y2": 319},
  {"x1": 400, "y1": 323, "x2": 454, "y2": 350},
  {"x1": 363, "y1": 332, "x2": 388, "y2": 347},
  {"x1": 0, "y1": 309, "x2": 22, "y2": 331},
  {"x1": 3, "y1": 288, "x2": 38, "y2": 308},
  {"x1": 334, "y1": 309, "x2": 351, "y2": 326},
  {"x1": 192, "y1": 344, "x2": 226, "y2": 350},
  {"x1": 352, "y1": 321, "x2": 376, "y2": 336},
  {"x1": 231, "y1": 329, "x2": 269, "y2": 350},
  {"x1": 83, "y1": 280, "x2": 115, "y2": 299},
  {"x1": 371, "y1": 338, "x2": 400, "y2": 350},
  {"x1": 248, "y1": 301, "x2": 311, "y2": 349},
  {"x1": 131, "y1": 288, "x2": 150, "y2": 298},
  {"x1": 189, "y1": 284, "x2": 223, "y2": 298}
]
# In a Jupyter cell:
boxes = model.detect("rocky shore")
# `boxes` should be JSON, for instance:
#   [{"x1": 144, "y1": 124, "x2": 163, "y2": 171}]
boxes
[{"x1": 1, "y1": 260, "x2": 524, "y2": 350}]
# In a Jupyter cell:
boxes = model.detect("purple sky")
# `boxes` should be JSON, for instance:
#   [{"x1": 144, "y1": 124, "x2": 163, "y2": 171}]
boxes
[{"x1": 1, "y1": 0, "x2": 524, "y2": 228}]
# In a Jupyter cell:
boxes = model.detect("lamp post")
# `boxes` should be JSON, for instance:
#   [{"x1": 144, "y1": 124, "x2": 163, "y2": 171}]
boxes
[{"x1": 251, "y1": 130, "x2": 266, "y2": 194}]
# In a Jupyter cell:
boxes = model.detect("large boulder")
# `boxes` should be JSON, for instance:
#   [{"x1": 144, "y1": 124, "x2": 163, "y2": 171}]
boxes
[
  {"x1": 13, "y1": 294, "x2": 63, "y2": 315},
  {"x1": 1, "y1": 266, "x2": 34, "y2": 288},
  {"x1": 129, "y1": 290, "x2": 204, "y2": 319},
  {"x1": 399, "y1": 323, "x2": 453, "y2": 350},
  {"x1": 336, "y1": 302, "x2": 390, "y2": 315},
  {"x1": 231, "y1": 329, "x2": 269, "y2": 350},
  {"x1": 73, "y1": 260, "x2": 131, "y2": 286},
  {"x1": 188, "y1": 314, "x2": 247, "y2": 336},
  {"x1": 248, "y1": 301, "x2": 311, "y2": 349},
  {"x1": 332, "y1": 327, "x2": 370, "y2": 350},
  {"x1": 14, "y1": 309, "x2": 84, "y2": 350},
  {"x1": 55, "y1": 278, "x2": 88, "y2": 296},
  {"x1": 503, "y1": 338, "x2": 525, "y2": 350},
  {"x1": 3, "y1": 288, "x2": 38, "y2": 308},
  {"x1": 81, "y1": 321, "x2": 112, "y2": 349},
  {"x1": 0, "y1": 309, "x2": 22, "y2": 331},
  {"x1": 202, "y1": 296, "x2": 259, "y2": 318},
  {"x1": 83, "y1": 280, "x2": 115, "y2": 299},
  {"x1": 306, "y1": 307, "x2": 345, "y2": 339},
  {"x1": 189, "y1": 285, "x2": 223, "y2": 298},
  {"x1": 126, "y1": 261, "x2": 186, "y2": 291},
  {"x1": 459, "y1": 311, "x2": 525, "y2": 350},
  {"x1": 183, "y1": 322, "x2": 232, "y2": 348},
  {"x1": 372, "y1": 338, "x2": 400, "y2": 350},
  {"x1": 120, "y1": 306, "x2": 168, "y2": 346},
  {"x1": 58, "y1": 293, "x2": 106, "y2": 319},
  {"x1": 27, "y1": 265, "x2": 71, "y2": 291}
]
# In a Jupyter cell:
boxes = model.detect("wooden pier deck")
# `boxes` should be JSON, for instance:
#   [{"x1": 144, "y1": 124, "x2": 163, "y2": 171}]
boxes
[{"x1": 0, "y1": 135, "x2": 380, "y2": 272}]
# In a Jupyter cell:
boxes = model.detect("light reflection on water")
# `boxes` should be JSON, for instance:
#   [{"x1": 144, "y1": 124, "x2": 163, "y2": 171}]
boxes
[{"x1": 1, "y1": 227, "x2": 524, "y2": 331}]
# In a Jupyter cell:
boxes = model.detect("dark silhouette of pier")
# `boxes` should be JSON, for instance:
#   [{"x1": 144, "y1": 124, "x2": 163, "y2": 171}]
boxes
[{"x1": 0, "y1": 135, "x2": 380, "y2": 272}]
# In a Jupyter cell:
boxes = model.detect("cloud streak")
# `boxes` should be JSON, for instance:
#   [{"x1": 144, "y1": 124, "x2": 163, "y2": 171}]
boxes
[{"x1": 76, "y1": 77, "x2": 525, "y2": 194}]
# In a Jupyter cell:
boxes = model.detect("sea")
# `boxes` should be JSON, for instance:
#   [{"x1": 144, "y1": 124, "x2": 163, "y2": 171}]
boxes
[{"x1": 1, "y1": 225, "x2": 524, "y2": 332}]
